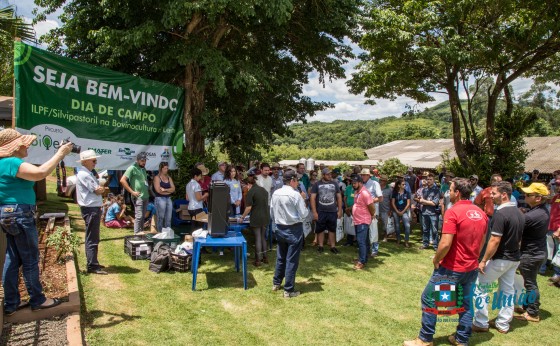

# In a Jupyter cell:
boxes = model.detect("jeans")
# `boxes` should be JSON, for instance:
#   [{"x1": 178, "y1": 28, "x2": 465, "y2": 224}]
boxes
[
  {"x1": 355, "y1": 224, "x2": 370, "y2": 264},
  {"x1": 393, "y1": 210, "x2": 411, "y2": 242},
  {"x1": 273, "y1": 223, "x2": 303, "y2": 293},
  {"x1": 1, "y1": 204, "x2": 47, "y2": 310},
  {"x1": 81, "y1": 206, "x2": 102, "y2": 271},
  {"x1": 133, "y1": 197, "x2": 148, "y2": 234},
  {"x1": 154, "y1": 197, "x2": 172, "y2": 232},
  {"x1": 419, "y1": 266, "x2": 478, "y2": 344},
  {"x1": 422, "y1": 214, "x2": 439, "y2": 249},
  {"x1": 473, "y1": 259, "x2": 519, "y2": 332},
  {"x1": 519, "y1": 257, "x2": 543, "y2": 317}
]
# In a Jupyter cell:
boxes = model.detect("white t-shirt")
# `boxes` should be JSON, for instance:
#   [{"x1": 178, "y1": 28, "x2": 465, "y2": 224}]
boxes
[
  {"x1": 186, "y1": 179, "x2": 203, "y2": 210},
  {"x1": 256, "y1": 175, "x2": 273, "y2": 198}
]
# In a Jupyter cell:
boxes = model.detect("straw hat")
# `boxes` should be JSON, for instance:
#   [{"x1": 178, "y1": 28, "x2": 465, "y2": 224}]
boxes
[
  {"x1": 77, "y1": 149, "x2": 101, "y2": 162},
  {"x1": 359, "y1": 168, "x2": 371, "y2": 176},
  {"x1": 0, "y1": 128, "x2": 36, "y2": 158},
  {"x1": 196, "y1": 164, "x2": 209, "y2": 175}
]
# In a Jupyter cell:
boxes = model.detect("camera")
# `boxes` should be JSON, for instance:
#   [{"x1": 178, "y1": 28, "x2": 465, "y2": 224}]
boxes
[{"x1": 60, "y1": 138, "x2": 81, "y2": 154}]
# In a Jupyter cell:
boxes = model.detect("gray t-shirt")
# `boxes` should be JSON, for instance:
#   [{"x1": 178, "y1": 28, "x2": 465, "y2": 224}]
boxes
[
  {"x1": 311, "y1": 180, "x2": 340, "y2": 213},
  {"x1": 186, "y1": 179, "x2": 203, "y2": 210}
]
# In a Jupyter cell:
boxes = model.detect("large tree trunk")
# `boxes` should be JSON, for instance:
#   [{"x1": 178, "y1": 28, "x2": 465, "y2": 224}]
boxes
[
  {"x1": 183, "y1": 63, "x2": 206, "y2": 156},
  {"x1": 446, "y1": 80, "x2": 469, "y2": 167}
]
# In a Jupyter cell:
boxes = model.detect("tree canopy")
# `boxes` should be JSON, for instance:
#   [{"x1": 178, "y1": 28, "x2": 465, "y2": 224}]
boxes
[
  {"x1": 37, "y1": 0, "x2": 363, "y2": 161},
  {"x1": 349, "y1": 0, "x2": 560, "y2": 179},
  {"x1": 0, "y1": 5, "x2": 36, "y2": 95}
]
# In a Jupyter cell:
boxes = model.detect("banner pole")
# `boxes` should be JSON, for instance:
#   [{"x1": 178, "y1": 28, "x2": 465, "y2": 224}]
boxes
[{"x1": 12, "y1": 38, "x2": 21, "y2": 129}]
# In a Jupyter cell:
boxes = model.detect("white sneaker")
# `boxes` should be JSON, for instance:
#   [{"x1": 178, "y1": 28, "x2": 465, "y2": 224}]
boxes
[{"x1": 219, "y1": 251, "x2": 224, "y2": 256}]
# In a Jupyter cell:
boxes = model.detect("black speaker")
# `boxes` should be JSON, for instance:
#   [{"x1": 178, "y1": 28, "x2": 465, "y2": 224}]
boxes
[{"x1": 207, "y1": 181, "x2": 230, "y2": 237}]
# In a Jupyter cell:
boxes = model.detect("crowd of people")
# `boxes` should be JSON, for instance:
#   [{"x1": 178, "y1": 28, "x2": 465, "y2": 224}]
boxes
[{"x1": 1, "y1": 126, "x2": 558, "y2": 334}]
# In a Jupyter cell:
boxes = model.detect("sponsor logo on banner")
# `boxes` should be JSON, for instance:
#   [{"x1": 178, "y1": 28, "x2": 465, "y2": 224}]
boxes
[
  {"x1": 117, "y1": 147, "x2": 136, "y2": 160},
  {"x1": 161, "y1": 148, "x2": 170, "y2": 162},
  {"x1": 88, "y1": 147, "x2": 112, "y2": 155}
]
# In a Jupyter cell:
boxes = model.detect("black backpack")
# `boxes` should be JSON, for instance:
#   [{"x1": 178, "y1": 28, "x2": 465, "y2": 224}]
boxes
[{"x1": 149, "y1": 242, "x2": 172, "y2": 273}]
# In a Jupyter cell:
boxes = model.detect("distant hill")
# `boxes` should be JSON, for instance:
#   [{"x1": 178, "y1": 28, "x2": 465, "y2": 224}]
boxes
[
  {"x1": 275, "y1": 115, "x2": 452, "y2": 150},
  {"x1": 274, "y1": 99, "x2": 559, "y2": 151}
]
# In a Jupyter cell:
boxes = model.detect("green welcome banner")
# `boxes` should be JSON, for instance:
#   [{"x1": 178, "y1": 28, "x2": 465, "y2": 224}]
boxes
[{"x1": 14, "y1": 41, "x2": 184, "y2": 170}]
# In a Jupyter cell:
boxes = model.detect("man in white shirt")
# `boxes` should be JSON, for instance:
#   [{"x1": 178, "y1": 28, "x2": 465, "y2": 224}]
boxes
[
  {"x1": 270, "y1": 170, "x2": 309, "y2": 298},
  {"x1": 211, "y1": 162, "x2": 227, "y2": 181},
  {"x1": 76, "y1": 150, "x2": 107, "y2": 275},
  {"x1": 256, "y1": 163, "x2": 273, "y2": 198}
]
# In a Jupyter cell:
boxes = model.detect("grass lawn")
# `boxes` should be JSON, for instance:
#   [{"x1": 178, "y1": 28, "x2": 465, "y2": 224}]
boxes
[{"x1": 40, "y1": 182, "x2": 560, "y2": 346}]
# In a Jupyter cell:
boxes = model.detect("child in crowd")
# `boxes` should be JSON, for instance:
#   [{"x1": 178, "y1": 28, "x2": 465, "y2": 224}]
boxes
[
  {"x1": 105, "y1": 195, "x2": 134, "y2": 228},
  {"x1": 144, "y1": 198, "x2": 158, "y2": 233}
]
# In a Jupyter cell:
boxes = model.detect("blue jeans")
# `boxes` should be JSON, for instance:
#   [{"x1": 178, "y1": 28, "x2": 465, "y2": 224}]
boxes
[
  {"x1": 419, "y1": 266, "x2": 478, "y2": 344},
  {"x1": 393, "y1": 211, "x2": 411, "y2": 242},
  {"x1": 1, "y1": 204, "x2": 47, "y2": 310},
  {"x1": 422, "y1": 214, "x2": 439, "y2": 249},
  {"x1": 355, "y1": 224, "x2": 370, "y2": 264},
  {"x1": 273, "y1": 223, "x2": 303, "y2": 292},
  {"x1": 154, "y1": 197, "x2": 172, "y2": 232}
]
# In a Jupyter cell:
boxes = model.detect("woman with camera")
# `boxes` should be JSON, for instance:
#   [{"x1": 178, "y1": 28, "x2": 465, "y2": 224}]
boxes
[{"x1": 0, "y1": 128, "x2": 73, "y2": 315}]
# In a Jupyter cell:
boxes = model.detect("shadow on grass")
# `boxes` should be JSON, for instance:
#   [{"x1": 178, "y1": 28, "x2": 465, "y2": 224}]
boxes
[
  {"x1": 297, "y1": 277, "x2": 325, "y2": 293},
  {"x1": 86, "y1": 310, "x2": 142, "y2": 329},
  {"x1": 204, "y1": 272, "x2": 256, "y2": 289},
  {"x1": 434, "y1": 332, "x2": 494, "y2": 345}
]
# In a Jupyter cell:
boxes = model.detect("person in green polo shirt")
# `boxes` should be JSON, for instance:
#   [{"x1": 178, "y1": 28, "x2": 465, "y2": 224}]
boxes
[{"x1": 120, "y1": 152, "x2": 149, "y2": 234}]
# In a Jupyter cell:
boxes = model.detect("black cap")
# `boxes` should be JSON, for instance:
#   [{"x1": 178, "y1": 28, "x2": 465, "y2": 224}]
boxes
[
  {"x1": 350, "y1": 174, "x2": 361, "y2": 183},
  {"x1": 137, "y1": 152, "x2": 147, "y2": 160}
]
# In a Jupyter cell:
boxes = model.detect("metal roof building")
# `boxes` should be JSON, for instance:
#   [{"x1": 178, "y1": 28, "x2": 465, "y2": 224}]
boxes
[{"x1": 364, "y1": 137, "x2": 560, "y2": 173}]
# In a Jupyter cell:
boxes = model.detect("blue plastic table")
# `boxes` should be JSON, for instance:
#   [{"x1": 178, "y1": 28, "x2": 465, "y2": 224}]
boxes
[{"x1": 191, "y1": 231, "x2": 248, "y2": 290}]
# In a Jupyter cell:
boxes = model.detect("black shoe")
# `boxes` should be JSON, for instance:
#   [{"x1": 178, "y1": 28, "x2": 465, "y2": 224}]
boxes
[
  {"x1": 87, "y1": 268, "x2": 108, "y2": 275},
  {"x1": 4, "y1": 301, "x2": 30, "y2": 316},
  {"x1": 98, "y1": 264, "x2": 106, "y2": 269},
  {"x1": 32, "y1": 298, "x2": 62, "y2": 311},
  {"x1": 330, "y1": 247, "x2": 339, "y2": 254},
  {"x1": 317, "y1": 246, "x2": 324, "y2": 253}
]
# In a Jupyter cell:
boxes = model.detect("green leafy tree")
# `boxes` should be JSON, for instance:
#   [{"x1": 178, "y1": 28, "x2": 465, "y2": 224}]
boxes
[
  {"x1": 36, "y1": 0, "x2": 362, "y2": 158},
  {"x1": 0, "y1": 6, "x2": 36, "y2": 95},
  {"x1": 377, "y1": 157, "x2": 407, "y2": 180},
  {"x1": 349, "y1": 0, "x2": 560, "y2": 174}
]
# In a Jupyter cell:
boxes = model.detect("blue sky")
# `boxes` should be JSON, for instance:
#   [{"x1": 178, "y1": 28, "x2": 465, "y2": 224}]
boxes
[{"x1": 7, "y1": 0, "x2": 535, "y2": 122}]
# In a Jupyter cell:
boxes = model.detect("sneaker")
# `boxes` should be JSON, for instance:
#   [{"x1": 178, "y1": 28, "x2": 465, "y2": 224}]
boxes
[
  {"x1": 488, "y1": 320, "x2": 508, "y2": 334},
  {"x1": 418, "y1": 245, "x2": 429, "y2": 250},
  {"x1": 219, "y1": 251, "x2": 224, "y2": 256},
  {"x1": 272, "y1": 284, "x2": 281, "y2": 291},
  {"x1": 283, "y1": 291, "x2": 300, "y2": 298},
  {"x1": 447, "y1": 334, "x2": 466, "y2": 346},
  {"x1": 548, "y1": 275, "x2": 560, "y2": 283},
  {"x1": 317, "y1": 247, "x2": 324, "y2": 253},
  {"x1": 402, "y1": 337, "x2": 433, "y2": 346},
  {"x1": 471, "y1": 324, "x2": 489, "y2": 333},
  {"x1": 330, "y1": 247, "x2": 339, "y2": 254},
  {"x1": 370, "y1": 252, "x2": 378, "y2": 258}
]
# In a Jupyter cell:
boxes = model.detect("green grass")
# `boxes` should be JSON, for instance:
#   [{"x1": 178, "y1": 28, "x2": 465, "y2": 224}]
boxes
[{"x1": 41, "y1": 182, "x2": 560, "y2": 346}]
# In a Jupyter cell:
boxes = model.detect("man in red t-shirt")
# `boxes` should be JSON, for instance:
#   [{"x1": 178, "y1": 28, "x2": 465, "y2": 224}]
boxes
[
  {"x1": 548, "y1": 179, "x2": 560, "y2": 283},
  {"x1": 404, "y1": 178, "x2": 488, "y2": 346}
]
